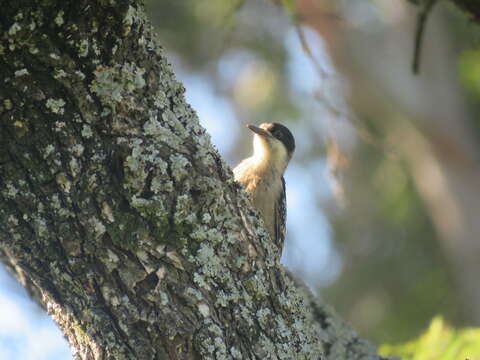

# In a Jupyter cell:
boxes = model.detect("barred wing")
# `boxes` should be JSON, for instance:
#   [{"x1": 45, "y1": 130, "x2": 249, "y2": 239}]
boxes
[{"x1": 274, "y1": 176, "x2": 287, "y2": 252}]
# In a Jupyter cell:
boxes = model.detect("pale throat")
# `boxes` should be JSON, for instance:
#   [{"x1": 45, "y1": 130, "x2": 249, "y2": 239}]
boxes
[{"x1": 251, "y1": 135, "x2": 289, "y2": 174}]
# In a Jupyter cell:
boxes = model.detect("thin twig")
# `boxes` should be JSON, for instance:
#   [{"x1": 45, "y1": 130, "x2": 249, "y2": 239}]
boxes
[{"x1": 412, "y1": 0, "x2": 439, "y2": 74}]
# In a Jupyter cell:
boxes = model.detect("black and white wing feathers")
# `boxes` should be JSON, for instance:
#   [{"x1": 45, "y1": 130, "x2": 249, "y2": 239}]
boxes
[{"x1": 274, "y1": 176, "x2": 287, "y2": 252}]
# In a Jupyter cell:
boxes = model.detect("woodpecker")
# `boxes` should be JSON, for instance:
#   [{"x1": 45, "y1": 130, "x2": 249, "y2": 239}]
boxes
[{"x1": 233, "y1": 122, "x2": 295, "y2": 253}]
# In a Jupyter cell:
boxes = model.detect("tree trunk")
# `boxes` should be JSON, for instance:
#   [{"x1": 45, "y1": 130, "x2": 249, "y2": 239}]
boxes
[{"x1": 0, "y1": 1, "x2": 386, "y2": 359}]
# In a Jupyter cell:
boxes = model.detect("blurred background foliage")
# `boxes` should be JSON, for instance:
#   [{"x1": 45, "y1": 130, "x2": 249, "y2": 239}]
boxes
[
  {"x1": 145, "y1": 0, "x2": 480, "y2": 350},
  {"x1": 380, "y1": 317, "x2": 480, "y2": 360}
]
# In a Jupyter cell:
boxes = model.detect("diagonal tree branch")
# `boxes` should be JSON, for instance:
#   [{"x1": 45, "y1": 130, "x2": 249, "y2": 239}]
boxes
[{"x1": 0, "y1": 0, "x2": 388, "y2": 359}]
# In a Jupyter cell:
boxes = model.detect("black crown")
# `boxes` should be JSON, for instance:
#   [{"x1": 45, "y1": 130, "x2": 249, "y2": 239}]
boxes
[{"x1": 262, "y1": 122, "x2": 295, "y2": 154}]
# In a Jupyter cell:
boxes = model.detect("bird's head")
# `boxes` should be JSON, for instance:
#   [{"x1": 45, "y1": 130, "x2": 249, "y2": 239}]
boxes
[{"x1": 247, "y1": 122, "x2": 295, "y2": 171}]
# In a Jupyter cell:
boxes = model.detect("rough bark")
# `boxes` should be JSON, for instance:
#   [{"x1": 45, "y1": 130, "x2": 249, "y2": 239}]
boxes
[{"x1": 0, "y1": 0, "x2": 386, "y2": 359}]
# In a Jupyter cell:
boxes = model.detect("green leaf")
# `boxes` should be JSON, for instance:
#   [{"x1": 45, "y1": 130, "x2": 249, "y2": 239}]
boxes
[
  {"x1": 379, "y1": 316, "x2": 480, "y2": 360},
  {"x1": 281, "y1": 0, "x2": 296, "y2": 14}
]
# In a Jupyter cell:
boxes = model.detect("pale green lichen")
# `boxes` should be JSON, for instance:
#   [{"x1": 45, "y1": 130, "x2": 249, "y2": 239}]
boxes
[
  {"x1": 50, "y1": 194, "x2": 61, "y2": 210},
  {"x1": 122, "y1": 6, "x2": 136, "y2": 36},
  {"x1": 5, "y1": 183, "x2": 18, "y2": 198},
  {"x1": 279, "y1": 318, "x2": 294, "y2": 340},
  {"x1": 213, "y1": 337, "x2": 227, "y2": 357},
  {"x1": 215, "y1": 288, "x2": 245, "y2": 308},
  {"x1": 14, "y1": 12, "x2": 23, "y2": 21},
  {"x1": 193, "y1": 272, "x2": 210, "y2": 290},
  {"x1": 173, "y1": 194, "x2": 196, "y2": 227},
  {"x1": 151, "y1": 175, "x2": 172, "y2": 194},
  {"x1": 190, "y1": 226, "x2": 223, "y2": 244},
  {"x1": 91, "y1": 66, "x2": 122, "y2": 103},
  {"x1": 214, "y1": 291, "x2": 229, "y2": 308},
  {"x1": 165, "y1": 251, "x2": 184, "y2": 270},
  {"x1": 256, "y1": 307, "x2": 272, "y2": 326},
  {"x1": 169, "y1": 154, "x2": 190, "y2": 182},
  {"x1": 69, "y1": 158, "x2": 80, "y2": 177},
  {"x1": 122, "y1": 4, "x2": 149, "y2": 37},
  {"x1": 8, "y1": 22, "x2": 21, "y2": 36},
  {"x1": 125, "y1": 141, "x2": 148, "y2": 192},
  {"x1": 46, "y1": 98, "x2": 66, "y2": 114},
  {"x1": 101, "y1": 286, "x2": 120, "y2": 307},
  {"x1": 243, "y1": 274, "x2": 269, "y2": 299},
  {"x1": 54, "y1": 11, "x2": 64, "y2": 26},
  {"x1": 89, "y1": 63, "x2": 145, "y2": 111},
  {"x1": 184, "y1": 287, "x2": 204, "y2": 301},
  {"x1": 56, "y1": 173, "x2": 71, "y2": 193},
  {"x1": 257, "y1": 335, "x2": 279, "y2": 359},
  {"x1": 78, "y1": 39, "x2": 89, "y2": 57},
  {"x1": 230, "y1": 347, "x2": 242, "y2": 360},
  {"x1": 81, "y1": 124, "x2": 93, "y2": 138},
  {"x1": 197, "y1": 303, "x2": 210, "y2": 318},
  {"x1": 159, "y1": 291, "x2": 169, "y2": 306},
  {"x1": 3, "y1": 99, "x2": 13, "y2": 110},
  {"x1": 53, "y1": 69, "x2": 67, "y2": 79},
  {"x1": 14, "y1": 119, "x2": 27, "y2": 132},
  {"x1": 196, "y1": 323, "x2": 228, "y2": 358},
  {"x1": 55, "y1": 120, "x2": 66, "y2": 130},
  {"x1": 106, "y1": 250, "x2": 120, "y2": 269},
  {"x1": 41, "y1": 144, "x2": 55, "y2": 163},
  {"x1": 201, "y1": 213, "x2": 211, "y2": 224},
  {"x1": 75, "y1": 70, "x2": 86, "y2": 80},
  {"x1": 129, "y1": 195, "x2": 169, "y2": 235},
  {"x1": 7, "y1": 215, "x2": 19, "y2": 226},
  {"x1": 137, "y1": 250, "x2": 155, "y2": 273},
  {"x1": 90, "y1": 217, "x2": 106, "y2": 238},
  {"x1": 71, "y1": 143, "x2": 85, "y2": 157},
  {"x1": 34, "y1": 217, "x2": 48, "y2": 238},
  {"x1": 14, "y1": 68, "x2": 29, "y2": 77},
  {"x1": 143, "y1": 115, "x2": 183, "y2": 149},
  {"x1": 153, "y1": 89, "x2": 169, "y2": 109},
  {"x1": 91, "y1": 38, "x2": 101, "y2": 57},
  {"x1": 37, "y1": 202, "x2": 45, "y2": 214},
  {"x1": 161, "y1": 108, "x2": 178, "y2": 126},
  {"x1": 101, "y1": 202, "x2": 115, "y2": 223}
]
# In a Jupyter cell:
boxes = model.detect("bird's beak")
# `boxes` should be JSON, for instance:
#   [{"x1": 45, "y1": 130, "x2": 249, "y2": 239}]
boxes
[{"x1": 247, "y1": 124, "x2": 271, "y2": 138}]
